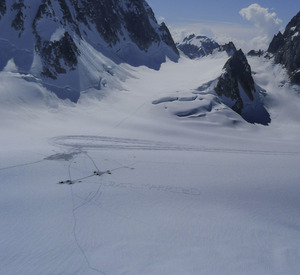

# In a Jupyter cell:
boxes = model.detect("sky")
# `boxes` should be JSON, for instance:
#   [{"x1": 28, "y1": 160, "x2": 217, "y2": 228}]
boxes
[{"x1": 146, "y1": 0, "x2": 300, "y2": 51}]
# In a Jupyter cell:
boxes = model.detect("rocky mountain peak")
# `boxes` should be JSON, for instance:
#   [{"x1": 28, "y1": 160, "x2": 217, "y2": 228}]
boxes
[
  {"x1": 218, "y1": 42, "x2": 237, "y2": 56},
  {"x1": 215, "y1": 49, "x2": 270, "y2": 125},
  {"x1": 285, "y1": 10, "x2": 300, "y2": 36},
  {"x1": 267, "y1": 32, "x2": 284, "y2": 54},
  {"x1": 267, "y1": 10, "x2": 300, "y2": 83},
  {"x1": 176, "y1": 34, "x2": 220, "y2": 59},
  {"x1": 177, "y1": 35, "x2": 237, "y2": 59},
  {"x1": 216, "y1": 49, "x2": 254, "y2": 104},
  {"x1": 158, "y1": 22, "x2": 179, "y2": 56}
]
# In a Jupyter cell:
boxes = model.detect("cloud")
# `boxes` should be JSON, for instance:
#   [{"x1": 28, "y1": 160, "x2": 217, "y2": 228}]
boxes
[
  {"x1": 239, "y1": 4, "x2": 282, "y2": 49},
  {"x1": 169, "y1": 21, "x2": 262, "y2": 52},
  {"x1": 169, "y1": 4, "x2": 283, "y2": 52},
  {"x1": 239, "y1": 4, "x2": 282, "y2": 30}
]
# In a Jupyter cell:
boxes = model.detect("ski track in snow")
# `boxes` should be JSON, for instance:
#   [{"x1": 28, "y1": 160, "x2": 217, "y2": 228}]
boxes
[
  {"x1": 52, "y1": 135, "x2": 300, "y2": 156},
  {"x1": 68, "y1": 154, "x2": 107, "y2": 275},
  {"x1": 1, "y1": 48, "x2": 300, "y2": 274},
  {"x1": 48, "y1": 130, "x2": 300, "y2": 274},
  {"x1": 0, "y1": 160, "x2": 45, "y2": 171},
  {"x1": 43, "y1": 142, "x2": 205, "y2": 274}
]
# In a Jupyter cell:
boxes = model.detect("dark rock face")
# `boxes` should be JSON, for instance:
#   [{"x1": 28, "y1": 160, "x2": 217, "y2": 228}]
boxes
[
  {"x1": 0, "y1": 1, "x2": 6, "y2": 18},
  {"x1": 39, "y1": 32, "x2": 80, "y2": 79},
  {"x1": 31, "y1": 1, "x2": 80, "y2": 80},
  {"x1": 159, "y1": 22, "x2": 179, "y2": 55},
  {"x1": 267, "y1": 32, "x2": 284, "y2": 54},
  {"x1": 1, "y1": 0, "x2": 178, "y2": 75},
  {"x1": 66, "y1": 0, "x2": 178, "y2": 54},
  {"x1": 11, "y1": 0, "x2": 26, "y2": 36},
  {"x1": 267, "y1": 11, "x2": 300, "y2": 84},
  {"x1": 177, "y1": 34, "x2": 219, "y2": 59},
  {"x1": 0, "y1": 0, "x2": 179, "y2": 101},
  {"x1": 215, "y1": 50, "x2": 254, "y2": 113},
  {"x1": 215, "y1": 49, "x2": 270, "y2": 125},
  {"x1": 122, "y1": 0, "x2": 160, "y2": 51}
]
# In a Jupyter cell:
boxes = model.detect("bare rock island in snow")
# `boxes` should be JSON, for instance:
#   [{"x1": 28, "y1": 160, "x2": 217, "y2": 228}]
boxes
[{"x1": 215, "y1": 49, "x2": 271, "y2": 125}]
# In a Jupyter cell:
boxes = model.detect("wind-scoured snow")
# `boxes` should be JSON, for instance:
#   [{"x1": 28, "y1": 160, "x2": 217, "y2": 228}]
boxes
[{"x1": 1, "y1": 52, "x2": 300, "y2": 275}]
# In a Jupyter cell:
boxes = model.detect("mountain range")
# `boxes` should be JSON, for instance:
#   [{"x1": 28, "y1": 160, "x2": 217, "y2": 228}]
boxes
[
  {"x1": 0, "y1": 1, "x2": 299, "y2": 124},
  {"x1": 176, "y1": 34, "x2": 237, "y2": 58},
  {"x1": 0, "y1": 0, "x2": 178, "y2": 101}
]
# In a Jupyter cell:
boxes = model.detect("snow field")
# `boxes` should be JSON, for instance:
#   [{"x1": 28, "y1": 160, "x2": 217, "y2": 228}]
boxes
[
  {"x1": 1, "y1": 53, "x2": 300, "y2": 274},
  {"x1": 1, "y1": 142, "x2": 300, "y2": 274}
]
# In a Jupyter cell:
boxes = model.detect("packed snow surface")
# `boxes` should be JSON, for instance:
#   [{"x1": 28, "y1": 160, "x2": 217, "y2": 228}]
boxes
[{"x1": 1, "y1": 53, "x2": 300, "y2": 274}]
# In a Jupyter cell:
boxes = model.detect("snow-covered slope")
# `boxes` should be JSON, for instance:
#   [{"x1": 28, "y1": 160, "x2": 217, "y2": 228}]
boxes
[
  {"x1": 1, "y1": 4, "x2": 300, "y2": 275},
  {"x1": 0, "y1": 0, "x2": 179, "y2": 101},
  {"x1": 1, "y1": 51, "x2": 300, "y2": 275},
  {"x1": 152, "y1": 50, "x2": 270, "y2": 125},
  {"x1": 1, "y1": 48, "x2": 300, "y2": 274}
]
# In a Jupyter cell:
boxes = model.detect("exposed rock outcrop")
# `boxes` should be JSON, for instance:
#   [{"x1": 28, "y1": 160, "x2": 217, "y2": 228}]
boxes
[
  {"x1": 247, "y1": 49, "x2": 264, "y2": 57},
  {"x1": 267, "y1": 11, "x2": 300, "y2": 84},
  {"x1": 218, "y1": 42, "x2": 237, "y2": 56},
  {"x1": 215, "y1": 49, "x2": 270, "y2": 125},
  {"x1": 0, "y1": 1, "x2": 6, "y2": 17}
]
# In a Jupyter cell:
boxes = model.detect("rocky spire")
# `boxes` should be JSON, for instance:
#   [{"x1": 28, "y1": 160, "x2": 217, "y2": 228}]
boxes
[
  {"x1": 267, "y1": 11, "x2": 300, "y2": 84},
  {"x1": 215, "y1": 49, "x2": 270, "y2": 125}
]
